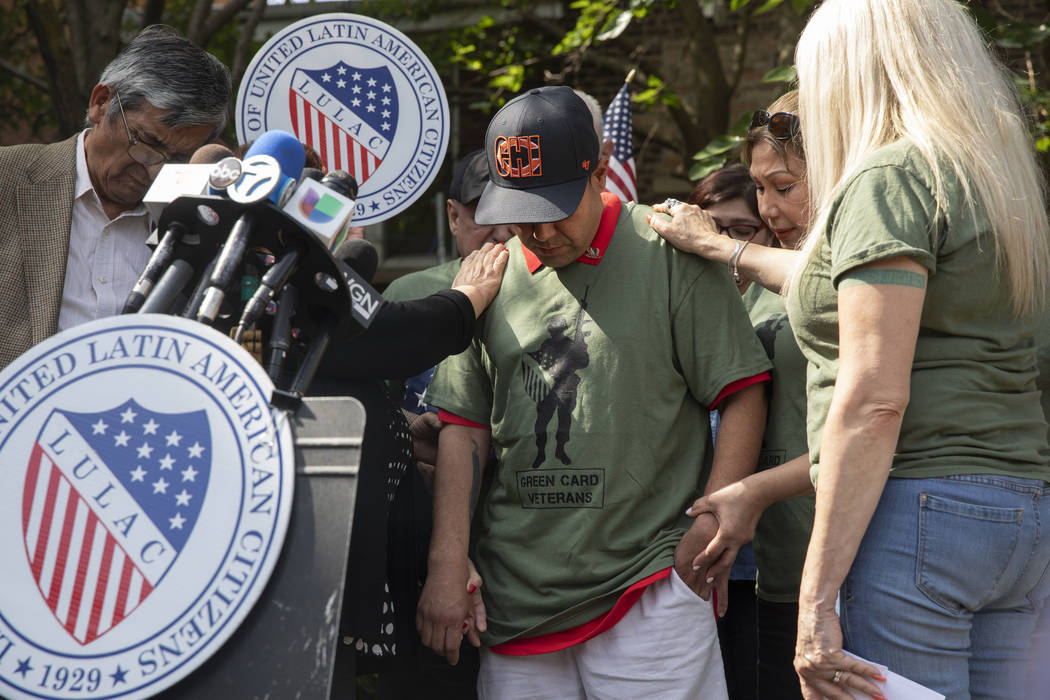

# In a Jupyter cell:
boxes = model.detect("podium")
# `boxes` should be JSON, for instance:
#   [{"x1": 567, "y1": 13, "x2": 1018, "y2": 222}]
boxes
[{"x1": 153, "y1": 396, "x2": 364, "y2": 700}]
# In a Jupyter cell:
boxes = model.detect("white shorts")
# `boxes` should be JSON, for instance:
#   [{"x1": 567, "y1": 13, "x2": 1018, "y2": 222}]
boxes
[{"x1": 477, "y1": 568, "x2": 728, "y2": 699}]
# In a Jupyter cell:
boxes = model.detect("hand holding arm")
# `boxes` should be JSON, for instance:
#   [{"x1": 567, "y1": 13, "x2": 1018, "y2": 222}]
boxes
[
  {"x1": 416, "y1": 423, "x2": 490, "y2": 665},
  {"x1": 686, "y1": 453, "x2": 814, "y2": 577},
  {"x1": 689, "y1": 382, "x2": 767, "y2": 606}
]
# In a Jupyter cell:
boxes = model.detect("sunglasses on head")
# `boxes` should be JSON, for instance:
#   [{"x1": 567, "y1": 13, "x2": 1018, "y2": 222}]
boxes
[{"x1": 749, "y1": 110, "x2": 800, "y2": 141}]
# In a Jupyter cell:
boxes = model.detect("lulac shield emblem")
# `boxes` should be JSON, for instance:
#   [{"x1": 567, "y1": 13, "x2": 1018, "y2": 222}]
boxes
[
  {"x1": 237, "y1": 13, "x2": 450, "y2": 226},
  {"x1": 0, "y1": 315, "x2": 294, "y2": 700}
]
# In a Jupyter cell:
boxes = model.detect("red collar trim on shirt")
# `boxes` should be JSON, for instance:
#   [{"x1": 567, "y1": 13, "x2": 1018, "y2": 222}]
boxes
[{"x1": 522, "y1": 192, "x2": 623, "y2": 274}]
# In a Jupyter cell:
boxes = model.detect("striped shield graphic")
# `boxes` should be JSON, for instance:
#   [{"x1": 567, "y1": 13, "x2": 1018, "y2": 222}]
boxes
[
  {"x1": 22, "y1": 400, "x2": 210, "y2": 645},
  {"x1": 289, "y1": 61, "x2": 398, "y2": 184}
]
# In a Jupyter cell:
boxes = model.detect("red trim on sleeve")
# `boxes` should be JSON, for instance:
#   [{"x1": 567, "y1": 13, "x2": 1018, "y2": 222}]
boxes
[
  {"x1": 709, "y1": 371, "x2": 770, "y2": 410},
  {"x1": 489, "y1": 567, "x2": 671, "y2": 656},
  {"x1": 521, "y1": 192, "x2": 623, "y2": 274},
  {"x1": 437, "y1": 409, "x2": 489, "y2": 430}
]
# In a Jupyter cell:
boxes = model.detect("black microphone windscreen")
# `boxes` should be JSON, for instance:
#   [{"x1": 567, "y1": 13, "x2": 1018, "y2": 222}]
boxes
[
  {"x1": 320, "y1": 170, "x2": 359, "y2": 200},
  {"x1": 300, "y1": 167, "x2": 325, "y2": 182},
  {"x1": 189, "y1": 143, "x2": 236, "y2": 164},
  {"x1": 334, "y1": 238, "x2": 378, "y2": 284}
]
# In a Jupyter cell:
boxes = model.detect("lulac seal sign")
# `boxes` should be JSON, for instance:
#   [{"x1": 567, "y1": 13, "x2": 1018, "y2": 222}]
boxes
[
  {"x1": 0, "y1": 315, "x2": 294, "y2": 700},
  {"x1": 236, "y1": 13, "x2": 451, "y2": 226}
]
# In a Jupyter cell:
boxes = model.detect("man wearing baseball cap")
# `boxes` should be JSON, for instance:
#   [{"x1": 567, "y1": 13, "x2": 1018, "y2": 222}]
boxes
[{"x1": 418, "y1": 86, "x2": 771, "y2": 696}]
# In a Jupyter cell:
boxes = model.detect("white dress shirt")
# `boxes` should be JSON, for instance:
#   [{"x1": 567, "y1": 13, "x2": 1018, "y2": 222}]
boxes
[{"x1": 57, "y1": 130, "x2": 153, "y2": 332}]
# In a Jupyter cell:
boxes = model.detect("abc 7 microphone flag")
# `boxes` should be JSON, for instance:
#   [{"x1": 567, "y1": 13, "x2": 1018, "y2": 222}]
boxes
[{"x1": 0, "y1": 11, "x2": 445, "y2": 699}]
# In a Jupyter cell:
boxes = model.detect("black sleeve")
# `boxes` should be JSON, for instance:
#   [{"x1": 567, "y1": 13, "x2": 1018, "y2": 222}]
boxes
[{"x1": 320, "y1": 288, "x2": 476, "y2": 380}]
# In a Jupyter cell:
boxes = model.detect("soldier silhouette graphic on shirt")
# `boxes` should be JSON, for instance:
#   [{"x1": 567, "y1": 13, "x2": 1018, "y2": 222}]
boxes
[
  {"x1": 521, "y1": 294, "x2": 591, "y2": 469},
  {"x1": 755, "y1": 312, "x2": 788, "y2": 360}
]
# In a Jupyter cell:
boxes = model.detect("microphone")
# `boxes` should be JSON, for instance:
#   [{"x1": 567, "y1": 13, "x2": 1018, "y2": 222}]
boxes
[
  {"x1": 227, "y1": 131, "x2": 306, "y2": 206},
  {"x1": 189, "y1": 143, "x2": 235, "y2": 164},
  {"x1": 181, "y1": 256, "x2": 217, "y2": 319},
  {"x1": 280, "y1": 169, "x2": 357, "y2": 249},
  {"x1": 122, "y1": 221, "x2": 188, "y2": 313},
  {"x1": 196, "y1": 210, "x2": 255, "y2": 325},
  {"x1": 270, "y1": 239, "x2": 377, "y2": 408},
  {"x1": 232, "y1": 247, "x2": 300, "y2": 342},
  {"x1": 334, "y1": 238, "x2": 378, "y2": 283},
  {"x1": 138, "y1": 259, "x2": 194, "y2": 314},
  {"x1": 196, "y1": 133, "x2": 307, "y2": 325},
  {"x1": 265, "y1": 283, "x2": 298, "y2": 382},
  {"x1": 321, "y1": 170, "x2": 359, "y2": 200}
]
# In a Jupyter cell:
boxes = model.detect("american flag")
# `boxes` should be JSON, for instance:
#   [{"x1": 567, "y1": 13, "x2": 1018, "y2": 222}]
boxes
[
  {"x1": 22, "y1": 400, "x2": 210, "y2": 645},
  {"x1": 290, "y1": 61, "x2": 398, "y2": 184},
  {"x1": 602, "y1": 81, "x2": 637, "y2": 203}
]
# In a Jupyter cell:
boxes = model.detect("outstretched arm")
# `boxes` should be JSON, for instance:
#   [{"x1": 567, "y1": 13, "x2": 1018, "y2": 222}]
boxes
[{"x1": 649, "y1": 203, "x2": 800, "y2": 293}]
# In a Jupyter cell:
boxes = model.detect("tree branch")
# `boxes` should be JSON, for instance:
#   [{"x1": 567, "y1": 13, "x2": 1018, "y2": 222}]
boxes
[
  {"x1": 25, "y1": 0, "x2": 81, "y2": 134},
  {"x1": 0, "y1": 56, "x2": 49, "y2": 91},
  {"x1": 187, "y1": 0, "x2": 213, "y2": 45},
  {"x1": 140, "y1": 0, "x2": 166, "y2": 29},
  {"x1": 199, "y1": 0, "x2": 255, "y2": 48},
  {"x1": 232, "y1": 0, "x2": 267, "y2": 89}
]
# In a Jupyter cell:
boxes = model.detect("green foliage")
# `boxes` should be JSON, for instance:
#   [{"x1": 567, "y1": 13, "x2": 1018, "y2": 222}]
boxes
[
  {"x1": 633, "y1": 74, "x2": 680, "y2": 110},
  {"x1": 729, "y1": 0, "x2": 813, "y2": 15},
  {"x1": 761, "y1": 64, "x2": 796, "y2": 84},
  {"x1": 0, "y1": 8, "x2": 58, "y2": 140},
  {"x1": 688, "y1": 111, "x2": 754, "y2": 180}
]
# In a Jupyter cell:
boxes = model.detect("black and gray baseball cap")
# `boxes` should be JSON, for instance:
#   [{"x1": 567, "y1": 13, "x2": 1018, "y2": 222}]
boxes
[
  {"x1": 449, "y1": 150, "x2": 488, "y2": 204},
  {"x1": 475, "y1": 86, "x2": 599, "y2": 225}
]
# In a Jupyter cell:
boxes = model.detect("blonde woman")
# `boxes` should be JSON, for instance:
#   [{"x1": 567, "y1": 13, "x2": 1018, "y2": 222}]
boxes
[{"x1": 785, "y1": 1, "x2": 1050, "y2": 699}]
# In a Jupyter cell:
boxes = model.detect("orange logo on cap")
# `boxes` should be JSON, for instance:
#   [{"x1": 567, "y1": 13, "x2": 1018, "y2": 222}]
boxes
[{"x1": 494, "y1": 135, "x2": 542, "y2": 178}]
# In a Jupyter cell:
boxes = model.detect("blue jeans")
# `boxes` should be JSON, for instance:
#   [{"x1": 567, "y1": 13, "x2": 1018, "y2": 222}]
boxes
[{"x1": 840, "y1": 474, "x2": 1050, "y2": 700}]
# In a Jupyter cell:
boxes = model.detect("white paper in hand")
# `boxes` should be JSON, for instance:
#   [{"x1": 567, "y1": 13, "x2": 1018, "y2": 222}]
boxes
[{"x1": 843, "y1": 651, "x2": 945, "y2": 700}]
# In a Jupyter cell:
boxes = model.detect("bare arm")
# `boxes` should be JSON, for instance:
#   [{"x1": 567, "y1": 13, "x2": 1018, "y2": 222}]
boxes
[
  {"x1": 795, "y1": 255, "x2": 926, "y2": 700},
  {"x1": 705, "y1": 382, "x2": 767, "y2": 494},
  {"x1": 676, "y1": 382, "x2": 766, "y2": 608},
  {"x1": 648, "y1": 203, "x2": 800, "y2": 293},
  {"x1": 416, "y1": 423, "x2": 490, "y2": 665}
]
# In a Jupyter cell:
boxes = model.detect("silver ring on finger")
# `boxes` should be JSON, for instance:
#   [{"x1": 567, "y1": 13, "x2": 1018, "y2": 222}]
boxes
[
  {"x1": 832, "y1": 669, "x2": 844, "y2": 684},
  {"x1": 663, "y1": 197, "x2": 682, "y2": 212}
]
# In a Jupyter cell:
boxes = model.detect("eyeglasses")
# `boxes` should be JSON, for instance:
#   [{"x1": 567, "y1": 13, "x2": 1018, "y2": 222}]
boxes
[
  {"x1": 113, "y1": 89, "x2": 181, "y2": 166},
  {"x1": 718, "y1": 222, "x2": 766, "y2": 241},
  {"x1": 749, "y1": 110, "x2": 800, "y2": 141}
]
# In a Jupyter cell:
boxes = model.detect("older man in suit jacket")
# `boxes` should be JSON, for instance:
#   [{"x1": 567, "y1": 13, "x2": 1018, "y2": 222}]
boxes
[{"x1": 0, "y1": 25, "x2": 231, "y2": 371}]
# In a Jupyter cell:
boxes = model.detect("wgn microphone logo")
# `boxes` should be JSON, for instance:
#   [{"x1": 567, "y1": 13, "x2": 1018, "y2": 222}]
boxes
[
  {"x1": 236, "y1": 13, "x2": 450, "y2": 226},
  {"x1": 0, "y1": 315, "x2": 293, "y2": 700}
]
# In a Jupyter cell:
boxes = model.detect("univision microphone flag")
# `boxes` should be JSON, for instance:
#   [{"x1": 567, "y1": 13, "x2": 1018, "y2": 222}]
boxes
[{"x1": 602, "y1": 79, "x2": 637, "y2": 203}]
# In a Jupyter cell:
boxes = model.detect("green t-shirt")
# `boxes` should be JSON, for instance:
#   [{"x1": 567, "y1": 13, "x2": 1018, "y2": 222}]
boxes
[
  {"x1": 788, "y1": 140, "x2": 1050, "y2": 482},
  {"x1": 1037, "y1": 305, "x2": 1050, "y2": 442},
  {"x1": 742, "y1": 284, "x2": 814, "y2": 603},
  {"x1": 427, "y1": 202, "x2": 772, "y2": 646},
  {"x1": 382, "y1": 258, "x2": 462, "y2": 303}
]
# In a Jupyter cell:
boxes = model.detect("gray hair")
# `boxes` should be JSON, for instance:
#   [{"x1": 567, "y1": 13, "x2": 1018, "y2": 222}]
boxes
[
  {"x1": 88, "y1": 25, "x2": 231, "y2": 136},
  {"x1": 573, "y1": 89, "x2": 604, "y2": 138}
]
